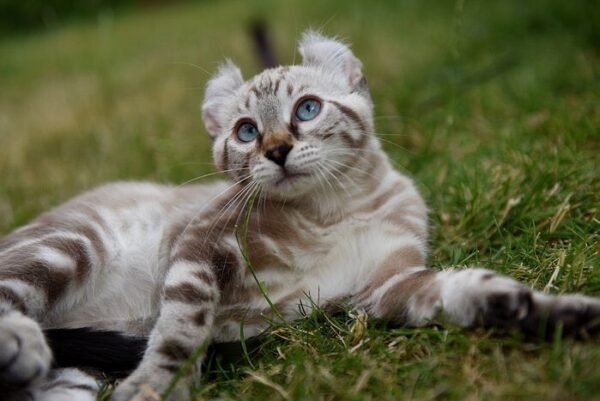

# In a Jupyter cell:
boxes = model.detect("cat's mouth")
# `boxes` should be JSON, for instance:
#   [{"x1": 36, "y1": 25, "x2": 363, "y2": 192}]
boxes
[{"x1": 275, "y1": 171, "x2": 310, "y2": 186}]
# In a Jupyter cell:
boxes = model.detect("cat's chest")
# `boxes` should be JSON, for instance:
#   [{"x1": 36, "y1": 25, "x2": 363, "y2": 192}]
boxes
[
  {"x1": 250, "y1": 214, "x2": 381, "y2": 284},
  {"x1": 289, "y1": 216, "x2": 371, "y2": 270},
  {"x1": 217, "y1": 214, "x2": 391, "y2": 336}
]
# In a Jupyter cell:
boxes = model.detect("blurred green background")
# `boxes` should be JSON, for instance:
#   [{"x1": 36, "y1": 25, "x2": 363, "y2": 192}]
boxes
[{"x1": 1, "y1": 0, "x2": 600, "y2": 400}]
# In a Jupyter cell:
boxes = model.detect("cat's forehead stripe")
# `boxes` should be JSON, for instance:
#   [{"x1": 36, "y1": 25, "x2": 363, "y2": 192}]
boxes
[
  {"x1": 330, "y1": 100, "x2": 367, "y2": 133},
  {"x1": 242, "y1": 67, "x2": 321, "y2": 111},
  {"x1": 247, "y1": 67, "x2": 295, "y2": 97}
]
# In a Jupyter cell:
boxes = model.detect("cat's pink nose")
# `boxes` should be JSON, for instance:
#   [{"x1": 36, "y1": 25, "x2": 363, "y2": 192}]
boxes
[{"x1": 265, "y1": 143, "x2": 293, "y2": 167}]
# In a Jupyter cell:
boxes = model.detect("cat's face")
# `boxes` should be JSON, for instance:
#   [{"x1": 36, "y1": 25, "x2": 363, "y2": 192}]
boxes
[{"x1": 202, "y1": 31, "x2": 374, "y2": 200}]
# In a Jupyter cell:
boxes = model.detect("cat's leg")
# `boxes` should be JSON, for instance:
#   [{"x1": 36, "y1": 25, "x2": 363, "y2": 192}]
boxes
[
  {"x1": 7, "y1": 368, "x2": 99, "y2": 401},
  {"x1": 110, "y1": 258, "x2": 220, "y2": 401},
  {"x1": 354, "y1": 263, "x2": 600, "y2": 337},
  {"x1": 0, "y1": 226, "x2": 101, "y2": 391}
]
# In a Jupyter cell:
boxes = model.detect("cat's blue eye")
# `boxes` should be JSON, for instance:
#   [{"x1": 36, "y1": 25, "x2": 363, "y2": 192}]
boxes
[
  {"x1": 295, "y1": 98, "x2": 321, "y2": 121},
  {"x1": 236, "y1": 122, "x2": 258, "y2": 142}
]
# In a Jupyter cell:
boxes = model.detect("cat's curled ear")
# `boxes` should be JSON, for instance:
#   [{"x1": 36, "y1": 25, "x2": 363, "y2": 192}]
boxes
[
  {"x1": 202, "y1": 60, "x2": 244, "y2": 138},
  {"x1": 299, "y1": 30, "x2": 366, "y2": 91}
]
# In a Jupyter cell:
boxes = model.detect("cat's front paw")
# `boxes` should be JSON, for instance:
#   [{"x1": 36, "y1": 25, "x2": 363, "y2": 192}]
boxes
[
  {"x1": 475, "y1": 281, "x2": 600, "y2": 338},
  {"x1": 524, "y1": 293, "x2": 600, "y2": 338},
  {"x1": 111, "y1": 373, "x2": 185, "y2": 401},
  {"x1": 0, "y1": 312, "x2": 52, "y2": 390}
]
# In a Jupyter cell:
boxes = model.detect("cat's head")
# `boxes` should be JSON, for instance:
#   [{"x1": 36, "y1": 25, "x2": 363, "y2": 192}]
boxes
[{"x1": 202, "y1": 31, "x2": 375, "y2": 201}]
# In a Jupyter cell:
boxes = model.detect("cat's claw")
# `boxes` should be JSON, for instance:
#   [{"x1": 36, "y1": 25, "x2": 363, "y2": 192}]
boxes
[
  {"x1": 0, "y1": 312, "x2": 51, "y2": 390},
  {"x1": 110, "y1": 374, "x2": 181, "y2": 401},
  {"x1": 111, "y1": 387, "x2": 174, "y2": 401},
  {"x1": 111, "y1": 388, "x2": 161, "y2": 401}
]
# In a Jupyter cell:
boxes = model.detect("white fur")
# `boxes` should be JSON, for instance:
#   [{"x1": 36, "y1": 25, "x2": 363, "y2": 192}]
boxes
[
  {"x1": 0, "y1": 311, "x2": 52, "y2": 386},
  {"x1": 299, "y1": 30, "x2": 364, "y2": 88},
  {"x1": 202, "y1": 60, "x2": 244, "y2": 137},
  {"x1": 36, "y1": 246, "x2": 76, "y2": 271},
  {"x1": 24, "y1": 369, "x2": 98, "y2": 401}
]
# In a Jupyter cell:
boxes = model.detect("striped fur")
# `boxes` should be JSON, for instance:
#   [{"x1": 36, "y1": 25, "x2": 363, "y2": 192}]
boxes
[{"x1": 1, "y1": 31, "x2": 600, "y2": 401}]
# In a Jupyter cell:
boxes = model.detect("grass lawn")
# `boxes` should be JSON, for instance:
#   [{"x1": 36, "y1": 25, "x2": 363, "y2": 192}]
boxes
[{"x1": 1, "y1": 0, "x2": 599, "y2": 400}]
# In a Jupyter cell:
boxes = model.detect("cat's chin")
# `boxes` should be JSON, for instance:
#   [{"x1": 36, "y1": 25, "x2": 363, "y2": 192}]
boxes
[
  {"x1": 274, "y1": 171, "x2": 310, "y2": 186},
  {"x1": 259, "y1": 173, "x2": 319, "y2": 200}
]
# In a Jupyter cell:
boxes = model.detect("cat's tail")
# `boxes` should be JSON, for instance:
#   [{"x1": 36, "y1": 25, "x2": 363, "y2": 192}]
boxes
[
  {"x1": 45, "y1": 328, "x2": 259, "y2": 376},
  {"x1": 44, "y1": 328, "x2": 147, "y2": 377},
  {"x1": 249, "y1": 20, "x2": 278, "y2": 69}
]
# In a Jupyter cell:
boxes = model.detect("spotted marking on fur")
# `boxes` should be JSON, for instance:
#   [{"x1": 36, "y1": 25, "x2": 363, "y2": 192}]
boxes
[
  {"x1": 194, "y1": 270, "x2": 215, "y2": 285},
  {"x1": 158, "y1": 339, "x2": 191, "y2": 361},
  {"x1": 330, "y1": 100, "x2": 368, "y2": 133},
  {"x1": 193, "y1": 309, "x2": 207, "y2": 326},
  {"x1": 0, "y1": 255, "x2": 72, "y2": 305},
  {"x1": 41, "y1": 237, "x2": 91, "y2": 282},
  {"x1": 0, "y1": 286, "x2": 26, "y2": 313},
  {"x1": 378, "y1": 269, "x2": 436, "y2": 324},
  {"x1": 164, "y1": 282, "x2": 212, "y2": 304},
  {"x1": 221, "y1": 138, "x2": 230, "y2": 172},
  {"x1": 355, "y1": 246, "x2": 425, "y2": 305}
]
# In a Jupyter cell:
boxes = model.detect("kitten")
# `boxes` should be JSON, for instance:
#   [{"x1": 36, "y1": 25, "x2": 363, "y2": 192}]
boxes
[{"x1": 1, "y1": 31, "x2": 599, "y2": 401}]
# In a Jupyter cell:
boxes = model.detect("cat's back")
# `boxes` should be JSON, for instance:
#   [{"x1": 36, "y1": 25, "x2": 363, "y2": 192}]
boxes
[
  {"x1": 1, "y1": 180, "x2": 230, "y2": 251},
  {"x1": 0, "y1": 179, "x2": 232, "y2": 330},
  {"x1": 45, "y1": 180, "x2": 229, "y2": 218}
]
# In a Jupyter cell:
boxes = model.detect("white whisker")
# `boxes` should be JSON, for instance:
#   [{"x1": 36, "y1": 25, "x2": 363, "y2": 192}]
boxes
[
  {"x1": 178, "y1": 168, "x2": 248, "y2": 187},
  {"x1": 178, "y1": 174, "x2": 252, "y2": 242}
]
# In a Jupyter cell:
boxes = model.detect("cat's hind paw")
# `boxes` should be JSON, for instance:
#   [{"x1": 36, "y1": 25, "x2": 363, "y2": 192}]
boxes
[
  {"x1": 479, "y1": 287, "x2": 534, "y2": 329},
  {"x1": 0, "y1": 312, "x2": 52, "y2": 390}
]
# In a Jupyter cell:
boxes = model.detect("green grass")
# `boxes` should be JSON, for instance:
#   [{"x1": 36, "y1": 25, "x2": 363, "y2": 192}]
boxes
[{"x1": 1, "y1": 0, "x2": 600, "y2": 400}]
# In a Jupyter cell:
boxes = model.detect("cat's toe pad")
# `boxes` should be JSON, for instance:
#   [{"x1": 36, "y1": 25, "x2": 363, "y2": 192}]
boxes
[{"x1": 0, "y1": 312, "x2": 51, "y2": 389}]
